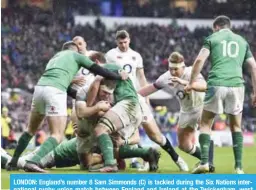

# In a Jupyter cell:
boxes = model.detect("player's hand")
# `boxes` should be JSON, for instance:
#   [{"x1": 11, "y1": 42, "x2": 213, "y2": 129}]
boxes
[
  {"x1": 119, "y1": 70, "x2": 129, "y2": 80},
  {"x1": 96, "y1": 101, "x2": 111, "y2": 112},
  {"x1": 251, "y1": 93, "x2": 256, "y2": 108},
  {"x1": 72, "y1": 76, "x2": 86, "y2": 86},
  {"x1": 184, "y1": 83, "x2": 193, "y2": 93},
  {"x1": 170, "y1": 77, "x2": 187, "y2": 86},
  {"x1": 97, "y1": 110, "x2": 106, "y2": 117}
]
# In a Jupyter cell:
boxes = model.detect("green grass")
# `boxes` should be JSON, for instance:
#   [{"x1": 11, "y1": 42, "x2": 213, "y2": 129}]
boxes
[{"x1": 2, "y1": 144, "x2": 256, "y2": 189}]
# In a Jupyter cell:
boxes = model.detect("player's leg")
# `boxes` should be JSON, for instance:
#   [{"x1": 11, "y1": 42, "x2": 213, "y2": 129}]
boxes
[
  {"x1": 117, "y1": 144, "x2": 160, "y2": 172},
  {"x1": 25, "y1": 87, "x2": 67, "y2": 172},
  {"x1": 143, "y1": 120, "x2": 188, "y2": 171},
  {"x1": 1, "y1": 148, "x2": 12, "y2": 169},
  {"x1": 192, "y1": 86, "x2": 224, "y2": 174},
  {"x1": 192, "y1": 110, "x2": 215, "y2": 174},
  {"x1": 91, "y1": 100, "x2": 142, "y2": 172},
  {"x1": 229, "y1": 113, "x2": 244, "y2": 174},
  {"x1": 225, "y1": 86, "x2": 245, "y2": 174},
  {"x1": 7, "y1": 87, "x2": 45, "y2": 170}
]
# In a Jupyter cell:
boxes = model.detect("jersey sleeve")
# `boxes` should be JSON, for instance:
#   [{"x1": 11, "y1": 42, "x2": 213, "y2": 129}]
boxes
[
  {"x1": 73, "y1": 52, "x2": 95, "y2": 68},
  {"x1": 202, "y1": 36, "x2": 211, "y2": 50},
  {"x1": 137, "y1": 53, "x2": 143, "y2": 69},
  {"x1": 153, "y1": 72, "x2": 170, "y2": 89},
  {"x1": 105, "y1": 51, "x2": 115, "y2": 63},
  {"x1": 245, "y1": 43, "x2": 253, "y2": 60},
  {"x1": 76, "y1": 86, "x2": 89, "y2": 102}
]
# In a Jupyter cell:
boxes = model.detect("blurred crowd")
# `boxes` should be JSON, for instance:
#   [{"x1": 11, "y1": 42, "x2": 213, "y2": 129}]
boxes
[
  {"x1": 1, "y1": 7, "x2": 256, "y2": 144},
  {"x1": 67, "y1": 0, "x2": 256, "y2": 19}
]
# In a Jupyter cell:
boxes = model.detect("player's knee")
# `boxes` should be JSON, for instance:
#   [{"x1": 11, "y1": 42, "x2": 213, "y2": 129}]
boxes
[
  {"x1": 95, "y1": 117, "x2": 115, "y2": 136},
  {"x1": 178, "y1": 139, "x2": 191, "y2": 152}
]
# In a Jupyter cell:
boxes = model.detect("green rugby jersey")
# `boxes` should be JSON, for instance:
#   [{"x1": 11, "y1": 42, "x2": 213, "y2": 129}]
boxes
[
  {"x1": 103, "y1": 63, "x2": 138, "y2": 103},
  {"x1": 203, "y1": 28, "x2": 253, "y2": 87},
  {"x1": 37, "y1": 50, "x2": 94, "y2": 91}
]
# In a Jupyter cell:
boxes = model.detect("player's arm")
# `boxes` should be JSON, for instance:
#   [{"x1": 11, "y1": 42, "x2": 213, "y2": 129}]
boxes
[
  {"x1": 86, "y1": 76, "x2": 103, "y2": 107},
  {"x1": 74, "y1": 52, "x2": 123, "y2": 80},
  {"x1": 246, "y1": 57, "x2": 256, "y2": 106},
  {"x1": 138, "y1": 84, "x2": 159, "y2": 97},
  {"x1": 138, "y1": 73, "x2": 168, "y2": 96},
  {"x1": 189, "y1": 48, "x2": 210, "y2": 84},
  {"x1": 75, "y1": 87, "x2": 109, "y2": 118}
]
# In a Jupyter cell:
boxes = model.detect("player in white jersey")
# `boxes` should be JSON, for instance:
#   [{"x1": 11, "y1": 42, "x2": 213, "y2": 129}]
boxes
[
  {"x1": 70, "y1": 36, "x2": 97, "y2": 132},
  {"x1": 106, "y1": 30, "x2": 188, "y2": 171},
  {"x1": 139, "y1": 52, "x2": 215, "y2": 172}
]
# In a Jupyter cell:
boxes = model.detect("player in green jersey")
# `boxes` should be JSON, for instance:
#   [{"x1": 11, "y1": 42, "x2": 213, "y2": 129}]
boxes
[
  {"x1": 7, "y1": 41, "x2": 128, "y2": 172},
  {"x1": 185, "y1": 15, "x2": 256, "y2": 174},
  {"x1": 85, "y1": 54, "x2": 160, "y2": 172}
]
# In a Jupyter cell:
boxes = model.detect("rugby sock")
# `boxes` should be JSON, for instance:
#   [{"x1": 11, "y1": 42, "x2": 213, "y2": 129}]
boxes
[
  {"x1": 199, "y1": 133, "x2": 210, "y2": 164},
  {"x1": 188, "y1": 145, "x2": 201, "y2": 160},
  {"x1": 98, "y1": 134, "x2": 116, "y2": 165},
  {"x1": 161, "y1": 137, "x2": 179, "y2": 162},
  {"x1": 208, "y1": 140, "x2": 214, "y2": 165},
  {"x1": 10, "y1": 132, "x2": 32, "y2": 165},
  {"x1": 30, "y1": 137, "x2": 58, "y2": 164},
  {"x1": 232, "y1": 132, "x2": 243, "y2": 169},
  {"x1": 119, "y1": 145, "x2": 149, "y2": 159},
  {"x1": 1, "y1": 154, "x2": 11, "y2": 169}
]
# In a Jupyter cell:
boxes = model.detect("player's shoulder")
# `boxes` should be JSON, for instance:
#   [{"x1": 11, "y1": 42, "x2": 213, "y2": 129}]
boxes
[
  {"x1": 128, "y1": 48, "x2": 142, "y2": 58},
  {"x1": 158, "y1": 70, "x2": 171, "y2": 81},
  {"x1": 106, "y1": 48, "x2": 118, "y2": 55}
]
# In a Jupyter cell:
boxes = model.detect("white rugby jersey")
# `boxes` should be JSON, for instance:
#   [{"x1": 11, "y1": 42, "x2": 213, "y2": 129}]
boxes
[
  {"x1": 72, "y1": 50, "x2": 96, "y2": 90},
  {"x1": 154, "y1": 67, "x2": 205, "y2": 112},
  {"x1": 105, "y1": 47, "x2": 143, "y2": 89}
]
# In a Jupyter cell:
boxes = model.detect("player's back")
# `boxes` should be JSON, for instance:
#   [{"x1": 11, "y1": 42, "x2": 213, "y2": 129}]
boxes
[
  {"x1": 38, "y1": 50, "x2": 87, "y2": 91},
  {"x1": 105, "y1": 48, "x2": 143, "y2": 90},
  {"x1": 103, "y1": 63, "x2": 138, "y2": 103},
  {"x1": 204, "y1": 29, "x2": 251, "y2": 87}
]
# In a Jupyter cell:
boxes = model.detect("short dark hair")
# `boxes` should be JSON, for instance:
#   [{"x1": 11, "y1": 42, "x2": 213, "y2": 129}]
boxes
[
  {"x1": 62, "y1": 41, "x2": 79, "y2": 51},
  {"x1": 115, "y1": 30, "x2": 130, "y2": 40},
  {"x1": 213, "y1": 15, "x2": 231, "y2": 28},
  {"x1": 89, "y1": 52, "x2": 106, "y2": 63}
]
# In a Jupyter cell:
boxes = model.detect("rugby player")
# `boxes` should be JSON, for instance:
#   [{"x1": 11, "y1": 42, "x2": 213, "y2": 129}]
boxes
[
  {"x1": 139, "y1": 52, "x2": 215, "y2": 172},
  {"x1": 185, "y1": 15, "x2": 256, "y2": 174}
]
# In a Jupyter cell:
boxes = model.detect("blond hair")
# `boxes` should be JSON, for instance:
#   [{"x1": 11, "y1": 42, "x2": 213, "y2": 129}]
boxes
[{"x1": 168, "y1": 52, "x2": 184, "y2": 64}]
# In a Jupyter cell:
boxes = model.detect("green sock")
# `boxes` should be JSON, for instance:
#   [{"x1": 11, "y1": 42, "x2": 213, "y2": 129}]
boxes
[
  {"x1": 1, "y1": 154, "x2": 10, "y2": 169},
  {"x1": 10, "y1": 132, "x2": 32, "y2": 165},
  {"x1": 97, "y1": 134, "x2": 116, "y2": 165},
  {"x1": 29, "y1": 137, "x2": 58, "y2": 164},
  {"x1": 199, "y1": 133, "x2": 210, "y2": 164},
  {"x1": 232, "y1": 132, "x2": 243, "y2": 169},
  {"x1": 119, "y1": 145, "x2": 149, "y2": 160}
]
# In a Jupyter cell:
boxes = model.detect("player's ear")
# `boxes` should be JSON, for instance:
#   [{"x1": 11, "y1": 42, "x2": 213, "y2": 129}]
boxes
[{"x1": 95, "y1": 59, "x2": 100, "y2": 64}]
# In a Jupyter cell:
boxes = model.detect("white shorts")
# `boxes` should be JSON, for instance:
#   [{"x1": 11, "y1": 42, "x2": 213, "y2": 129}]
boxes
[
  {"x1": 178, "y1": 106, "x2": 203, "y2": 129},
  {"x1": 204, "y1": 86, "x2": 244, "y2": 115},
  {"x1": 31, "y1": 86, "x2": 67, "y2": 116},
  {"x1": 110, "y1": 100, "x2": 142, "y2": 132},
  {"x1": 138, "y1": 94, "x2": 154, "y2": 123}
]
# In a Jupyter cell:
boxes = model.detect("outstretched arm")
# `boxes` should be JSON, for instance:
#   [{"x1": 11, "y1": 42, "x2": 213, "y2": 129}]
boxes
[
  {"x1": 138, "y1": 84, "x2": 159, "y2": 97},
  {"x1": 189, "y1": 48, "x2": 210, "y2": 84}
]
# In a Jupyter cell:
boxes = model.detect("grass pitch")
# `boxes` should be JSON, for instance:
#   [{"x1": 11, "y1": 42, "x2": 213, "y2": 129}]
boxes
[{"x1": 2, "y1": 143, "x2": 256, "y2": 189}]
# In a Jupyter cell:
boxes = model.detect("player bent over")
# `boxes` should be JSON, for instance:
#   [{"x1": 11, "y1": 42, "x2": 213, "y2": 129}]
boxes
[{"x1": 139, "y1": 52, "x2": 215, "y2": 172}]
